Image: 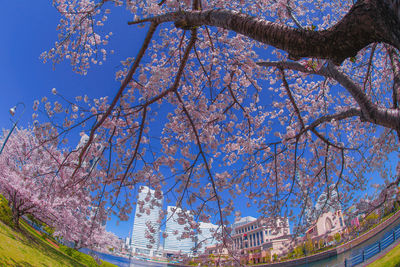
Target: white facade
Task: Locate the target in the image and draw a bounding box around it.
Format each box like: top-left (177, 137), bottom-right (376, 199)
top-left (305, 184), bottom-right (346, 239)
top-left (197, 222), bottom-right (219, 253)
top-left (163, 206), bottom-right (195, 255)
top-left (232, 217), bottom-right (291, 256)
top-left (125, 237), bottom-right (130, 249)
top-left (131, 186), bottom-right (163, 256)
top-left (231, 216), bottom-right (257, 235)
top-left (306, 210), bottom-right (346, 238)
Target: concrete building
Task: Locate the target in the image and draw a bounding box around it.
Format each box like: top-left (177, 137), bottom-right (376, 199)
top-left (125, 237), bottom-right (130, 249)
top-left (163, 206), bottom-right (195, 256)
top-left (197, 222), bottom-right (219, 253)
top-left (231, 217), bottom-right (291, 264)
top-left (305, 210), bottom-right (346, 240)
top-left (131, 186), bottom-right (163, 256)
top-left (231, 216), bottom-right (257, 235)
top-left (305, 185), bottom-right (346, 242)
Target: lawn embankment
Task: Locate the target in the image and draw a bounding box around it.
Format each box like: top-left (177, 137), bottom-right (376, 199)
top-left (0, 219), bottom-right (116, 266)
top-left (368, 241), bottom-right (400, 267)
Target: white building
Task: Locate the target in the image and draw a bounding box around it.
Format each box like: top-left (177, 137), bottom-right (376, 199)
top-left (231, 217), bottom-right (291, 257)
top-left (131, 186), bottom-right (163, 256)
top-left (163, 206), bottom-right (195, 256)
top-left (125, 237), bottom-right (130, 249)
top-left (305, 185), bottom-right (346, 241)
top-left (231, 216), bottom-right (257, 235)
top-left (305, 210), bottom-right (346, 239)
top-left (197, 222), bottom-right (219, 253)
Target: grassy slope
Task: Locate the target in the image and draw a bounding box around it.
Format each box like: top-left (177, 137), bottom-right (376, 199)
top-left (0, 220), bottom-right (116, 267)
top-left (368, 241), bottom-right (400, 267)
top-left (0, 220), bottom-right (85, 266)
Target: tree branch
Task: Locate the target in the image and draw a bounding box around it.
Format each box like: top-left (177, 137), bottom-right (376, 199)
top-left (129, 0), bottom-right (400, 64)
top-left (259, 60), bottom-right (400, 131)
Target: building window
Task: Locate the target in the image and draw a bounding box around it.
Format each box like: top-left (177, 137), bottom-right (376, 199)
top-left (325, 217), bottom-right (333, 232)
top-left (339, 217), bottom-right (343, 227)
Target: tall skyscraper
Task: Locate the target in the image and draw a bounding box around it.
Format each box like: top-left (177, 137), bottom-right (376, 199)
top-left (131, 186), bottom-right (163, 256)
top-left (163, 206), bottom-right (195, 255)
top-left (197, 222), bottom-right (219, 253)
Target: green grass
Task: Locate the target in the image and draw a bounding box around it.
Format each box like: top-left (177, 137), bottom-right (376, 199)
top-left (368, 241), bottom-right (400, 267)
top-left (0, 219), bottom-right (117, 267)
top-left (0, 193), bottom-right (117, 266)
top-left (0, 219), bottom-right (86, 266)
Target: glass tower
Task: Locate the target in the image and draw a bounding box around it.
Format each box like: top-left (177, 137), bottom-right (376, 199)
top-left (131, 186), bottom-right (163, 256)
top-left (163, 206), bottom-right (195, 255)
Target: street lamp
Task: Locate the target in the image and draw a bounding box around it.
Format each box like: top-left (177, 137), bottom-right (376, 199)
top-left (0, 102), bottom-right (26, 154)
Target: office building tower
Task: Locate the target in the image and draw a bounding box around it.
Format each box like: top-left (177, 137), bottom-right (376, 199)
top-left (163, 206), bottom-right (195, 255)
top-left (125, 237), bottom-right (130, 249)
top-left (131, 186), bottom-right (163, 256)
top-left (197, 222), bottom-right (219, 253)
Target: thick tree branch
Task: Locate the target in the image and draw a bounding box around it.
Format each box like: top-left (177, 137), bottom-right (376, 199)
top-left (130, 0), bottom-right (400, 64)
top-left (388, 46), bottom-right (400, 108)
top-left (259, 60), bottom-right (400, 131)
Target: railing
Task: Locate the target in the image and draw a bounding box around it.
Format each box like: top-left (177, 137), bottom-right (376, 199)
top-left (344, 224), bottom-right (400, 266)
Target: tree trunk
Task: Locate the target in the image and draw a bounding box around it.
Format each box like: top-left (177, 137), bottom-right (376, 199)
top-left (136, 0), bottom-right (400, 64)
top-left (11, 205), bottom-right (20, 229)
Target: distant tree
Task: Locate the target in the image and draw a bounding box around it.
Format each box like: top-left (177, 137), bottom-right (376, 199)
top-left (35, 0), bottom-right (400, 259)
top-left (0, 128), bottom-right (109, 248)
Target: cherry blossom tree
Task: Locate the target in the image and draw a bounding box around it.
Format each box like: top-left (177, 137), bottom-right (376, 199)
top-left (0, 127), bottom-right (111, 248)
top-left (36, 0), bottom-right (400, 257)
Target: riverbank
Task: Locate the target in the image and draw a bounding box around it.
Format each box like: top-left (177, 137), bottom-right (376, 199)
top-left (256, 209), bottom-right (400, 267)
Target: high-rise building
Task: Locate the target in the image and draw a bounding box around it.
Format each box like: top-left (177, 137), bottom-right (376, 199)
top-left (131, 186), bottom-right (163, 256)
top-left (197, 222), bottom-right (219, 253)
top-left (125, 237), bottom-right (130, 249)
top-left (163, 206), bottom-right (195, 255)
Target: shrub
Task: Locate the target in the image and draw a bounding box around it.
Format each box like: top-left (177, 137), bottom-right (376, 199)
top-left (304, 239), bottom-right (314, 254)
top-left (319, 239), bottom-right (325, 248)
top-left (294, 245), bottom-right (304, 257)
top-left (334, 233), bottom-right (341, 243)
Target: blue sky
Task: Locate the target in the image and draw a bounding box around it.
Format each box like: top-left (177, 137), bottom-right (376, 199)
top-left (0, 1), bottom-right (150, 238)
top-left (1, 1), bottom-right (393, 240)
top-left (0, 1), bottom-right (264, 239)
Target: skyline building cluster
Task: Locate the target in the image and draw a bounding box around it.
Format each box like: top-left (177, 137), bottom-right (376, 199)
top-left (130, 186), bottom-right (219, 257)
top-left (128, 185), bottom-right (345, 264)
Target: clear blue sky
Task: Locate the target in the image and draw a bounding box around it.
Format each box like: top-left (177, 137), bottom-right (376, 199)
top-left (0, 1), bottom-right (262, 239)
top-left (0, 1), bottom-right (392, 240)
top-left (0, 1), bottom-right (150, 238)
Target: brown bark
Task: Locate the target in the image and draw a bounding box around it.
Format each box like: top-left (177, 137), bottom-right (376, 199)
top-left (258, 60), bottom-right (400, 131)
top-left (11, 205), bottom-right (20, 229)
top-left (388, 46), bottom-right (400, 109)
top-left (131, 0), bottom-right (400, 65)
